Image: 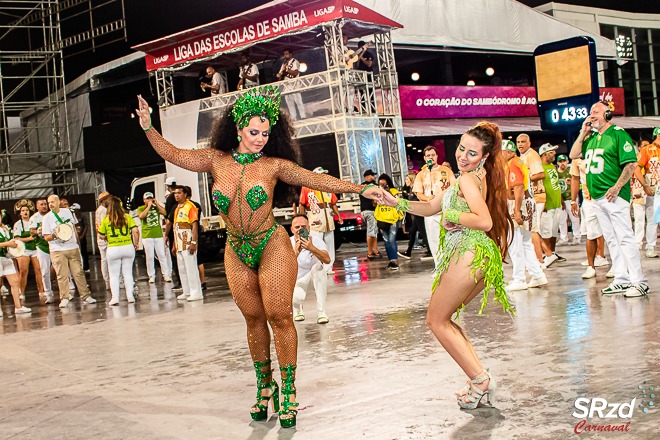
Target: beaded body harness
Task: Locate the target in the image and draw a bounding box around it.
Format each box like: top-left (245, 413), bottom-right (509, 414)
top-left (212, 150), bottom-right (275, 269)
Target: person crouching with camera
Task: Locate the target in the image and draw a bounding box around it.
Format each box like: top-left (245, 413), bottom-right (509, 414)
top-left (290, 214), bottom-right (331, 324)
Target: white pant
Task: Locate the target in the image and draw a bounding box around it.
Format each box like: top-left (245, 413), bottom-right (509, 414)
top-left (509, 227), bottom-right (544, 283)
top-left (177, 250), bottom-right (201, 297)
top-left (642, 195), bottom-right (657, 249)
top-left (312, 230), bottom-right (335, 272)
top-left (142, 237), bottom-right (171, 278)
top-left (581, 199), bottom-right (602, 239)
top-left (97, 239), bottom-right (109, 283)
top-left (284, 93), bottom-right (306, 119)
top-left (107, 245), bottom-right (135, 302)
top-left (559, 200), bottom-right (580, 241)
top-left (592, 197), bottom-right (646, 285)
top-left (293, 263), bottom-right (327, 315)
top-left (36, 248), bottom-right (52, 295)
top-left (425, 214), bottom-right (441, 267)
top-left (633, 202), bottom-right (646, 248)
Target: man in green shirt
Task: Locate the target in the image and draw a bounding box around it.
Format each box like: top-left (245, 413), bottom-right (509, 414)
top-left (538, 143), bottom-right (565, 269)
top-left (569, 101), bottom-right (648, 297)
top-left (556, 154), bottom-right (581, 245)
top-left (137, 192), bottom-right (172, 284)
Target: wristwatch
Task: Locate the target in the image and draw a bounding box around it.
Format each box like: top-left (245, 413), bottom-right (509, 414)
top-left (190, 241), bottom-right (197, 245)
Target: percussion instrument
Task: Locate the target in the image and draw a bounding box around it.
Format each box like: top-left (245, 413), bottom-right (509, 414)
top-left (54, 223), bottom-right (74, 241)
top-left (7, 239), bottom-right (25, 258)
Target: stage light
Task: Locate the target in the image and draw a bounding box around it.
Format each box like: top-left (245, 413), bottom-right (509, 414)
top-left (411, 72), bottom-right (420, 81)
top-left (467, 80), bottom-right (476, 87)
top-left (299, 62), bottom-right (308, 73)
top-left (485, 67), bottom-right (495, 76)
top-left (406, 143), bottom-right (412, 147)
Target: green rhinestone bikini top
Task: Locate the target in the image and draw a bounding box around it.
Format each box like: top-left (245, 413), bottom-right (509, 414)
top-left (212, 149), bottom-right (273, 269)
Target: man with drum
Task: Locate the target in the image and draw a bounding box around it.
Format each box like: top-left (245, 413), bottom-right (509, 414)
top-left (42, 194), bottom-right (97, 308)
top-left (29, 198), bottom-right (54, 304)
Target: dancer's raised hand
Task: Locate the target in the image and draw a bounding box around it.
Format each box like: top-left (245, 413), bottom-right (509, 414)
top-left (135, 95), bottom-right (152, 129)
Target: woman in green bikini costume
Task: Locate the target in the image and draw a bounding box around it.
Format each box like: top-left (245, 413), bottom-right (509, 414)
top-left (382, 121), bottom-right (514, 409)
top-left (136, 88), bottom-right (384, 428)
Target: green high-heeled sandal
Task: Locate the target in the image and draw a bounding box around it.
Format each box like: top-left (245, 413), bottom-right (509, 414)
top-left (456, 369), bottom-right (497, 409)
top-left (251, 359), bottom-right (280, 421)
top-left (279, 364), bottom-right (299, 428)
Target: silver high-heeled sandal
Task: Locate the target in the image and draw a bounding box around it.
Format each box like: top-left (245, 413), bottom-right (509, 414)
top-left (456, 370), bottom-right (497, 409)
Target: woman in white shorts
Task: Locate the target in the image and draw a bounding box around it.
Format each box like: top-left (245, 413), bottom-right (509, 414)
top-left (12, 201), bottom-right (45, 301)
top-left (0, 210), bottom-right (31, 315)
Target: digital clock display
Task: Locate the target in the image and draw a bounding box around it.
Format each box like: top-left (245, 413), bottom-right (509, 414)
top-left (544, 105), bottom-right (589, 126)
top-left (534, 36), bottom-right (599, 132)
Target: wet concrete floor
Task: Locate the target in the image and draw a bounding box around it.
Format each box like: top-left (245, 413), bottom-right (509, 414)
top-left (0, 241), bottom-right (658, 439)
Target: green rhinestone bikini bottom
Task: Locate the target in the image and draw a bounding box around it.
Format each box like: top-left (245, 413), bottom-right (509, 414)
top-left (226, 224), bottom-right (277, 269)
top-left (213, 188), bottom-right (275, 269)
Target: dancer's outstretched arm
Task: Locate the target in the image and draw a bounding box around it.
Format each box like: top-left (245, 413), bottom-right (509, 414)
top-left (276, 159), bottom-right (384, 202)
top-left (135, 95), bottom-right (217, 173)
top-left (380, 190), bottom-right (443, 217)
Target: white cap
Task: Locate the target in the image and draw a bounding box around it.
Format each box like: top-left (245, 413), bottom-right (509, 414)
top-left (539, 143), bottom-right (558, 156)
top-left (165, 177), bottom-right (176, 186)
top-left (312, 166), bottom-right (328, 174)
top-left (143, 192), bottom-right (154, 199)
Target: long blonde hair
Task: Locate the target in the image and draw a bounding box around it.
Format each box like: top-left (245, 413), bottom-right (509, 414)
top-left (405, 173), bottom-right (417, 187)
top-left (107, 196), bottom-right (127, 229)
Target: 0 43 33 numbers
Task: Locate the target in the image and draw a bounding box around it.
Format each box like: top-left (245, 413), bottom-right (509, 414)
top-left (550, 106), bottom-right (589, 123)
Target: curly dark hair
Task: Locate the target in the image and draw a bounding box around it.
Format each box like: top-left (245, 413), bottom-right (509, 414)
top-left (209, 106), bottom-right (302, 208)
top-left (377, 173), bottom-right (395, 190)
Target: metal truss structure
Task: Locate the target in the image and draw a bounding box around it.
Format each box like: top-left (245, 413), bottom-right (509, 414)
top-left (0, 0), bottom-right (126, 198)
top-left (157, 19), bottom-right (406, 187)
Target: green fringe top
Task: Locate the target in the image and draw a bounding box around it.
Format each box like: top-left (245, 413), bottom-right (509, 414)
top-left (432, 179), bottom-right (515, 319)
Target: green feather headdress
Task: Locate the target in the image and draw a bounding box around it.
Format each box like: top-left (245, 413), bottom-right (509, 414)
top-left (231, 85), bottom-right (282, 129)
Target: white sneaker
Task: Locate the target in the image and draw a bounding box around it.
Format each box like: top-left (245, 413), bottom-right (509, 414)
top-left (624, 283), bottom-right (650, 298)
top-left (45, 294), bottom-right (54, 304)
top-left (581, 266), bottom-right (596, 279)
top-left (527, 275), bottom-right (548, 288)
top-left (594, 256), bottom-right (609, 267)
top-left (127, 296), bottom-right (136, 304)
top-left (177, 293), bottom-right (189, 300)
top-left (163, 275), bottom-right (172, 282)
top-left (506, 281), bottom-right (529, 291)
top-left (0, 285), bottom-right (7, 294)
top-left (59, 298), bottom-right (70, 308)
top-left (572, 237), bottom-right (582, 245)
top-left (556, 239), bottom-right (569, 246)
top-left (148, 277), bottom-right (155, 284)
top-left (645, 248), bottom-right (658, 258)
top-left (84, 296), bottom-right (97, 304)
top-left (187, 293), bottom-right (203, 302)
top-left (580, 260), bottom-right (589, 266)
top-left (605, 270), bottom-right (615, 278)
top-left (109, 298), bottom-right (119, 306)
top-left (542, 254), bottom-right (558, 269)
top-left (15, 306), bottom-right (31, 314)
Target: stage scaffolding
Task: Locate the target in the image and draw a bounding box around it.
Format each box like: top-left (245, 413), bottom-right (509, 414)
top-left (0, 0), bottom-right (126, 199)
top-left (155, 20), bottom-right (406, 187)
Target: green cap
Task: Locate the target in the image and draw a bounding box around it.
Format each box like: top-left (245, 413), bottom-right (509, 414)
top-left (501, 139), bottom-right (517, 152)
top-left (557, 154), bottom-right (568, 162)
top-left (654, 127), bottom-right (660, 137)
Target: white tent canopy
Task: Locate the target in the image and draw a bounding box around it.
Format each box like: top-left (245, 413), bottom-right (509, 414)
top-left (357, 0), bottom-right (617, 58)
